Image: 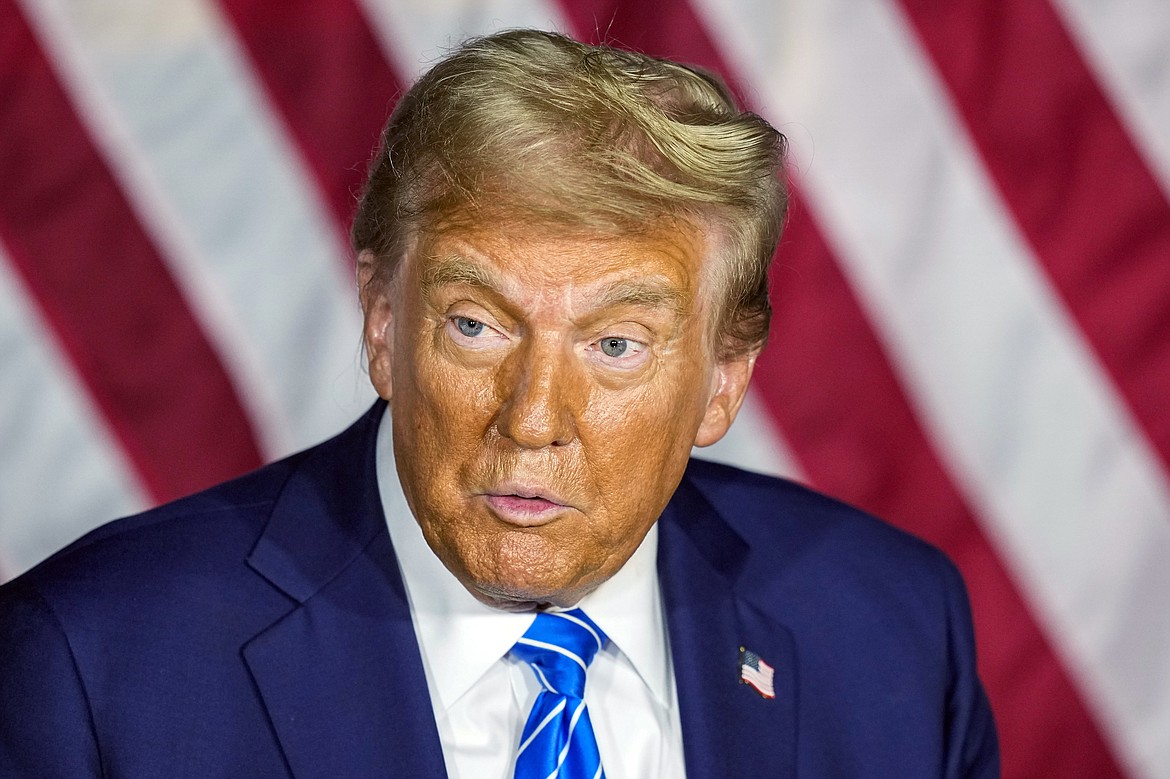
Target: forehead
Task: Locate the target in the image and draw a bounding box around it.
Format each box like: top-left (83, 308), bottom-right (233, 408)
top-left (409, 219), bottom-right (713, 306)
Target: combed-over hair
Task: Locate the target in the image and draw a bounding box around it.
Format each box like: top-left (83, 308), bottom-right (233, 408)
top-left (351, 29), bottom-right (788, 358)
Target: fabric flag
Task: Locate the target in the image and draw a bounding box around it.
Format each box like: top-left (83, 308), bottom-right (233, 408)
top-left (2, 1), bottom-right (1168, 777)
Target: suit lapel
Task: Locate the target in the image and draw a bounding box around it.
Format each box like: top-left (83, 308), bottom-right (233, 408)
top-left (243, 403), bottom-right (447, 778)
top-left (659, 472), bottom-right (798, 779)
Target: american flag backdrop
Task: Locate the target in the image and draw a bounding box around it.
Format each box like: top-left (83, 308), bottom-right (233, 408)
top-left (1, 0), bottom-right (1168, 776)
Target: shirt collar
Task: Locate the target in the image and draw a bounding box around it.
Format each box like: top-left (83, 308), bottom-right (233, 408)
top-left (376, 413), bottom-right (671, 713)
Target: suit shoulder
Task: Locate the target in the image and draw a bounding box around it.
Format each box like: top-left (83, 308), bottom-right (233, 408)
top-left (680, 458), bottom-right (972, 673)
top-left (682, 457), bottom-right (955, 589)
top-left (2, 451), bottom-right (305, 603)
top-left (2, 404), bottom-right (384, 617)
top-left (686, 458), bottom-right (936, 551)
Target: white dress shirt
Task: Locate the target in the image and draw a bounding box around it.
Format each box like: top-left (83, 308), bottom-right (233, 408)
top-left (376, 416), bottom-right (687, 779)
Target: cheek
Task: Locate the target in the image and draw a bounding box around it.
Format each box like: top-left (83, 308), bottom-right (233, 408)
top-left (591, 359), bottom-right (711, 447)
top-left (579, 382), bottom-right (705, 513)
top-left (396, 330), bottom-right (499, 440)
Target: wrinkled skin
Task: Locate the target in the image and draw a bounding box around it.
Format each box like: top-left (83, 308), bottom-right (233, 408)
top-left (360, 220), bottom-right (757, 610)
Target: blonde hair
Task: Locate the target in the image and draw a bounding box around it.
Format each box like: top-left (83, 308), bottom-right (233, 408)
top-left (352, 29), bottom-right (788, 358)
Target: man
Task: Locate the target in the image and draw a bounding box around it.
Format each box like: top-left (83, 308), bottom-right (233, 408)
top-left (0, 29), bottom-right (997, 777)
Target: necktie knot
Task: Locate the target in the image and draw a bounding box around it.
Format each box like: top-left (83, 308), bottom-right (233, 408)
top-left (511, 609), bottom-right (608, 699)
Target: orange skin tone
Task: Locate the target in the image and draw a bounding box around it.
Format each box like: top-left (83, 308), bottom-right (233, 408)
top-left (360, 220), bottom-right (757, 611)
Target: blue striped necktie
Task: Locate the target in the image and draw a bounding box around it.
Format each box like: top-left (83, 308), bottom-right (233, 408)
top-left (511, 609), bottom-right (609, 779)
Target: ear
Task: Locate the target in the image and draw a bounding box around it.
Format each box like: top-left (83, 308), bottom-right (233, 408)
top-left (693, 350), bottom-right (759, 447)
top-left (358, 250), bottom-right (394, 401)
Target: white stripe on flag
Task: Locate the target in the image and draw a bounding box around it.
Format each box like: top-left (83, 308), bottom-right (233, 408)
top-left (691, 0), bottom-right (1170, 775)
top-left (356, 0), bottom-right (571, 83)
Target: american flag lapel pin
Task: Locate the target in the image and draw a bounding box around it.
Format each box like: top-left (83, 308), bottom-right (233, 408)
top-left (739, 645), bottom-right (776, 699)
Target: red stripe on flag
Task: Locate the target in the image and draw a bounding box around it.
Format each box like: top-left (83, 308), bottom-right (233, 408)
top-left (555, 1), bottom-right (1127, 776)
top-left (896, 0), bottom-right (1170, 478)
top-left (216, 0), bottom-right (404, 235)
top-left (0, 1), bottom-right (263, 503)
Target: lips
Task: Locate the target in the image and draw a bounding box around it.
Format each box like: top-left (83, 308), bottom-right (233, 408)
top-left (482, 483), bottom-right (573, 526)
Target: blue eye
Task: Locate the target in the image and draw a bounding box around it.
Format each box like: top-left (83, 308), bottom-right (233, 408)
top-left (600, 337), bottom-right (628, 357)
top-left (455, 317), bottom-right (484, 337)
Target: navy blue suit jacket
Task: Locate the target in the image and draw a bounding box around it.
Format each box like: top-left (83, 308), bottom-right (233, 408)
top-left (0, 402), bottom-right (997, 776)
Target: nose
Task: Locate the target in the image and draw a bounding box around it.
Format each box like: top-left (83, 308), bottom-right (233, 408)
top-left (494, 336), bottom-right (580, 449)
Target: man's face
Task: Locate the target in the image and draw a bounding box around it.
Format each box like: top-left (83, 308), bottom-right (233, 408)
top-left (361, 218), bottom-right (756, 610)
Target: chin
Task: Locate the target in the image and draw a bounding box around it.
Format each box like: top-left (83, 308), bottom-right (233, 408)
top-left (465, 569), bottom-right (594, 612)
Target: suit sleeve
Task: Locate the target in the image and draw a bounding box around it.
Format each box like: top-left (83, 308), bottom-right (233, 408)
top-left (936, 553), bottom-right (1000, 779)
top-left (0, 583), bottom-right (102, 777)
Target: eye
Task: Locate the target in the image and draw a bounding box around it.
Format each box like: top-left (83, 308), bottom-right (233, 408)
top-left (445, 314), bottom-right (507, 349)
top-left (591, 334), bottom-right (649, 367)
top-left (454, 316), bottom-right (485, 337)
top-left (600, 337), bottom-right (629, 357)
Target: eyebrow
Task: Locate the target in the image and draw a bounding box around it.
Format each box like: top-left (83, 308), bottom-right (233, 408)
top-left (594, 279), bottom-right (690, 317)
top-left (419, 253), bottom-right (691, 316)
top-left (419, 255), bottom-right (498, 296)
